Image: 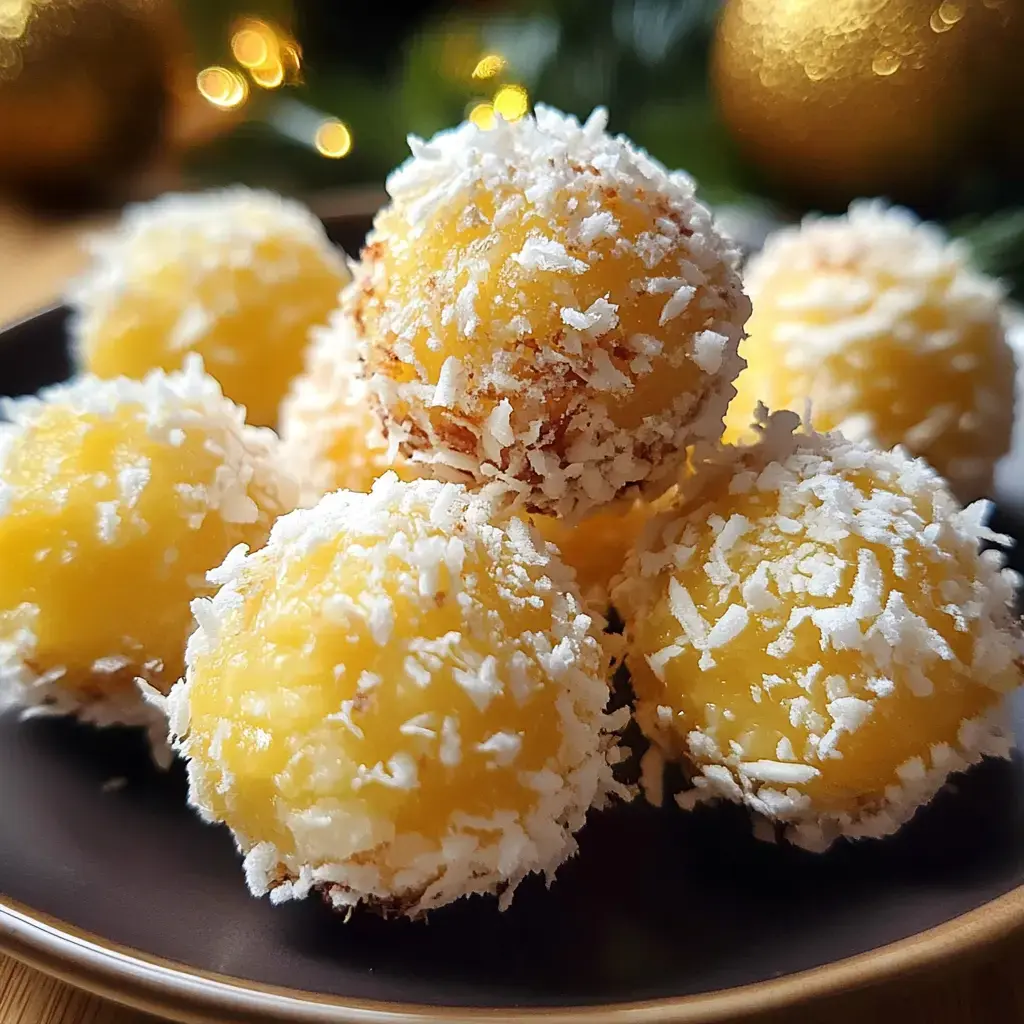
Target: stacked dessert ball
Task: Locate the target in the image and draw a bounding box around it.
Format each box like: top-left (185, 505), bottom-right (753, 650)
top-left (281, 105), bottom-right (750, 604)
top-left (340, 106), bottom-right (749, 519)
top-left (1, 106), bottom-right (1020, 918)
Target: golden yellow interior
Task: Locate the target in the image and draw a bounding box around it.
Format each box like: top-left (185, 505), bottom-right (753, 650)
top-left (0, 402), bottom-right (281, 694)
top-left (80, 230), bottom-right (346, 428)
top-left (186, 522), bottom-right (589, 856)
top-left (364, 179), bottom-right (731, 432)
top-left (630, 470), bottom-right (1008, 813)
top-left (726, 262), bottom-right (1014, 485)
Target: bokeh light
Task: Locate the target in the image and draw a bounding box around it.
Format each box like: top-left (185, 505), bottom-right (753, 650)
top-left (469, 102), bottom-right (496, 130)
top-left (472, 54), bottom-right (506, 79)
top-left (250, 59), bottom-right (285, 89)
top-left (197, 66), bottom-right (248, 110)
top-left (230, 17), bottom-right (292, 90)
top-left (314, 119), bottom-right (352, 158)
top-left (0, 0), bottom-right (31, 41)
top-left (493, 84), bottom-right (529, 122)
top-left (231, 25), bottom-right (271, 68)
top-left (281, 41), bottom-right (303, 83)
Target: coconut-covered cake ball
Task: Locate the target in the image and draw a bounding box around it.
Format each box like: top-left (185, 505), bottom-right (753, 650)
top-left (347, 105), bottom-right (750, 519)
top-left (70, 187), bottom-right (349, 428)
top-left (280, 310), bottom-right (416, 507)
top-left (0, 359), bottom-right (293, 734)
top-left (726, 201), bottom-right (1016, 502)
top-left (167, 474), bottom-right (627, 915)
top-left (617, 409), bottom-right (1023, 850)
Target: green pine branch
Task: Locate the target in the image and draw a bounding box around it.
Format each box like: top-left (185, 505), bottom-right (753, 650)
top-left (951, 209), bottom-right (1024, 300)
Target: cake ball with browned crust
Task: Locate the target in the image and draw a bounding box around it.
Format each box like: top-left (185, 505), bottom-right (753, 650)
top-left (346, 105), bottom-right (750, 519)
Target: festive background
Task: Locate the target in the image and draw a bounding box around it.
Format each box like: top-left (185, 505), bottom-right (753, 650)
top-left (2, 0), bottom-right (1024, 506)
top-left (1, 0), bottom-right (1022, 295)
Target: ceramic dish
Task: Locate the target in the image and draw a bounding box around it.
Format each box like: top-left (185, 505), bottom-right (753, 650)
top-left (2, 214), bottom-right (1024, 1024)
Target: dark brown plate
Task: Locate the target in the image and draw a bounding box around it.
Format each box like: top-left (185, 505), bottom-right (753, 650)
top-left (2, 215), bottom-right (1024, 1024)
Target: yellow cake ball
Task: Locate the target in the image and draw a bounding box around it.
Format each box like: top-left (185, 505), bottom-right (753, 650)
top-left (0, 359), bottom-right (294, 737)
top-left (348, 106), bottom-right (750, 519)
top-left (70, 187), bottom-right (349, 428)
top-left (617, 409), bottom-right (1023, 850)
top-left (166, 474), bottom-right (628, 915)
top-left (279, 309), bottom-right (416, 507)
top-left (726, 201), bottom-right (1016, 502)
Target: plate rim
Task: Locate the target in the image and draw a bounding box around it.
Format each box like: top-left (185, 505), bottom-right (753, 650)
top-left (3, 880), bottom-right (1024, 1023)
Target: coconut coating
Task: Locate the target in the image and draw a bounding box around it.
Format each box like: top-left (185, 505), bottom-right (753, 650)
top-left (167, 475), bottom-right (627, 916)
top-left (0, 360), bottom-right (293, 733)
top-left (348, 105), bottom-right (749, 519)
top-left (279, 310), bottom-right (417, 507)
top-left (617, 410), bottom-right (1023, 850)
top-left (726, 201), bottom-right (1016, 502)
top-left (70, 187), bottom-right (349, 428)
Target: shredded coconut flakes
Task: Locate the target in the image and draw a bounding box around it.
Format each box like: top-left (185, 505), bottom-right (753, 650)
top-left (618, 410), bottom-right (1024, 850)
top-left (166, 474), bottom-right (630, 917)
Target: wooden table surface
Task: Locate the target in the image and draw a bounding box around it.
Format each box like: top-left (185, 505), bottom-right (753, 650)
top-left (3, 931), bottom-right (1024, 1024)
top-left (3, 203), bottom-right (1024, 1024)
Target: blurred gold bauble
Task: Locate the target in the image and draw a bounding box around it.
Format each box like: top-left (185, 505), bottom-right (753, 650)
top-left (0, 0), bottom-right (177, 205)
top-left (712, 0), bottom-right (1022, 207)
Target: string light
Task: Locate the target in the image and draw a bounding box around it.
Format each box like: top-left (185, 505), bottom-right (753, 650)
top-left (281, 41), bottom-right (303, 83)
top-left (468, 102), bottom-right (496, 130)
top-left (250, 59), bottom-right (285, 89)
top-left (0, 0), bottom-right (32, 41)
top-left (230, 17), bottom-right (290, 90)
top-left (230, 23), bottom-right (272, 68)
top-left (196, 66), bottom-right (248, 110)
top-left (493, 84), bottom-right (529, 122)
top-left (315, 119), bottom-right (352, 158)
top-left (472, 54), bottom-right (506, 79)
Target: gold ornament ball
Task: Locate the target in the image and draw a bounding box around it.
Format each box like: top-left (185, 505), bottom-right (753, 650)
top-left (0, 0), bottom-right (175, 204)
top-left (712, 0), bottom-right (1020, 206)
